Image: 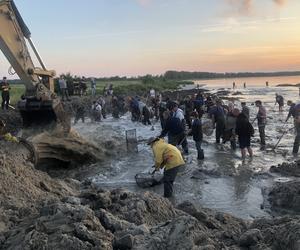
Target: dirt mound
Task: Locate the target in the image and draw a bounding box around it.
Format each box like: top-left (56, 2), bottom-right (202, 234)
top-left (2, 187), bottom-right (300, 250)
top-left (0, 109), bottom-right (22, 135)
top-left (268, 180), bottom-right (300, 215)
top-left (270, 160), bottom-right (300, 177)
top-left (29, 128), bottom-right (104, 167)
top-left (1, 140), bottom-right (300, 249)
top-left (251, 216), bottom-right (300, 250)
top-left (0, 201), bottom-right (113, 250)
top-left (0, 141), bottom-right (77, 233)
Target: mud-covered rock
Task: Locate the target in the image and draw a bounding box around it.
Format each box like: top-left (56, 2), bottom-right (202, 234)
top-left (177, 201), bottom-right (248, 248)
top-left (239, 228), bottom-right (263, 247)
top-left (29, 128), bottom-right (104, 167)
top-left (268, 180), bottom-right (300, 214)
top-left (270, 160), bottom-right (300, 177)
top-left (251, 216), bottom-right (300, 250)
top-left (0, 110), bottom-right (22, 135)
top-left (1, 138), bottom-right (300, 250)
top-left (83, 189), bottom-right (179, 227)
top-left (1, 201), bottom-right (114, 250)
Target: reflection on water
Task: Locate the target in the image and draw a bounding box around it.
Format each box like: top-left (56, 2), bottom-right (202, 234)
top-left (194, 75), bottom-right (300, 88)
top-left (72, 82), bottom-right (300, 220)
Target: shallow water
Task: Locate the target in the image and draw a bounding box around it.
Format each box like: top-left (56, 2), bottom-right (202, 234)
top-left (73, 83), bottom-right (300, 220)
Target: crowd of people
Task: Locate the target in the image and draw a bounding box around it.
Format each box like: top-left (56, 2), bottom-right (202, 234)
top-left (145, 91), bottom-right (300, 197)
top-left (2, 75), bottom-right (300, 198)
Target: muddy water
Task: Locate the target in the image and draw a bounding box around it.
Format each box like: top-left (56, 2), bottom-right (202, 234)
top-left (73, 84), bottom-right (300, 220)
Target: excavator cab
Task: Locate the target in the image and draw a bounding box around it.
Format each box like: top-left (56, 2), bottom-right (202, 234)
top-left (0, 0), bottom-right (70, 132)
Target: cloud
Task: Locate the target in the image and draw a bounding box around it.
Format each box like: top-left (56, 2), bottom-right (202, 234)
top-left (273, 0), bottom-right (288, 6)
top-left (136, 0), bottom-right (151, 7)
top-left (197, 16), bottom-right (297, 33)
top-left (225, 0), bottom-right (288, 15)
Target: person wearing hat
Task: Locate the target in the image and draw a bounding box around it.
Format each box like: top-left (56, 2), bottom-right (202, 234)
top-left (147, 137), bottom-right (185, 198)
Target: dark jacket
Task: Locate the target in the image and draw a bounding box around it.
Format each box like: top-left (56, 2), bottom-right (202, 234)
top-left (160, 116), bottom-right (184, 137)
top-left (236, 114), bottom-right (254, 138)
top-left (209, 105), bottom-right (225, 122)
top-left (241, 106), bottom-right (250, 120)
top-left (190, 118), bottom-right (203, 141)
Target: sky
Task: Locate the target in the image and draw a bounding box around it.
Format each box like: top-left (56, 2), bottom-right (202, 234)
top-left (0, 0), bottom-right (300, 78)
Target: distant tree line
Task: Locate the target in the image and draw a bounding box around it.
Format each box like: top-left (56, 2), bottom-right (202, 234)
top-left (163, 70), bottom-right (300, 80)
top-left (7, 70), bottom-right (300, 84)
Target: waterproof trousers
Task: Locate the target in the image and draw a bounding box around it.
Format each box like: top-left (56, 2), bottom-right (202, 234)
top-left (164, 166), bottom-right (180, 198)
top-left (215, 119), bottom-right (225, 143)
top-left (168, 132), bottom-right (188, 154)
top-left (293, 123), bottom-right (300, 154)
top-left (1, 91), bottom-right (9, 110)
top-left (258, 125), bottom-right (266, 146)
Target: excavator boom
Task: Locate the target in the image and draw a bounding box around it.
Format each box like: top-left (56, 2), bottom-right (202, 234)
top-left (0, 0), bottom-right (70, 132)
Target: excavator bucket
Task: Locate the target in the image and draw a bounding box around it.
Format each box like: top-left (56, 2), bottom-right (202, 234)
top-left (18, 99), bottom-right (57, 128)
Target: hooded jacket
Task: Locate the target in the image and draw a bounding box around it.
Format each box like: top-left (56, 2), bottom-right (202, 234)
top-left (151, 139), bottom-right (185, 170)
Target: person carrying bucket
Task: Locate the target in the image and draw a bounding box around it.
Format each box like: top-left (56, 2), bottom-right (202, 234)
top-left (147, 137), bottom-right (185, 198)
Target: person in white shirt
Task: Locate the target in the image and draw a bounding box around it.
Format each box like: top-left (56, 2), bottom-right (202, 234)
top-left (58, 76), bottom-right (70, 101)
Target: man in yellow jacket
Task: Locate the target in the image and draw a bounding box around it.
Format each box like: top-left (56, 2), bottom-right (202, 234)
top-left (147, 137), bottom-right (185, 198)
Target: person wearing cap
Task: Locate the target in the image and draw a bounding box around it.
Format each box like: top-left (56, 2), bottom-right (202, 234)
top-left (1, 77), bottom-right (10, 110)
top-left (148, 137), bottom-right (185, 198)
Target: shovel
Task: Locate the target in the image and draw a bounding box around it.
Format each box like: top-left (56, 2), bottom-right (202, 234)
top-left (272, 126), bottom-right (294, 151)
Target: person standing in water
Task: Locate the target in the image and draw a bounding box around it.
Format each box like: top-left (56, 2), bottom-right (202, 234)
top-left (236, 113), bottom-right (254, 160)
top-left (275, 93), bottom-right (284, 112)
top-left (255, 100), bottom-right (267, 149)
top-left (241, 102), bottom-right (250, 121)
top-left (147, 137), bottom-right (185, 198)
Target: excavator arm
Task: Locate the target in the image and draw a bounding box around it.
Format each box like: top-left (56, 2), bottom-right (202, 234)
top-left (0, 0), bottom-right (70, 132)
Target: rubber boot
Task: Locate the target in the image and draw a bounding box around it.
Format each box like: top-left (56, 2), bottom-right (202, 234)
top-left (197, 149), bottom-right (204, 160)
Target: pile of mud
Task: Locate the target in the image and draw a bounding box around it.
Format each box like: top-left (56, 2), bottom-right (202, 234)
top-left (267, 161), bottom-right (300, 215)
top-left (1, 186), bottom-right (300, 250)
top-left (28, 128), bottom-right (104, 167)
top-left (0, 109), bottom-right (22, 135)
top-left (270, 160), bottom-right (300, 177)
top-left (0, 141), bottom-right (77, 233)
top-left (0, 140), bottom-right (300, 249)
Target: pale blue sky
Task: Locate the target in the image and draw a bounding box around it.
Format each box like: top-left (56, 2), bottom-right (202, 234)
top-left (1, 0), bottom-right (300, 78)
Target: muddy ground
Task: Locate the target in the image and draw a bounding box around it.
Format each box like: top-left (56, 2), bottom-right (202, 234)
top-left (0, 141), bottom-right (299, 250)
top-left (0, 89), bottom-right (300, 249)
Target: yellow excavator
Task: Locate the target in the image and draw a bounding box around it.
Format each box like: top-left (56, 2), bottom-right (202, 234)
top-left (0, 0), bottom-right (70, 132)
